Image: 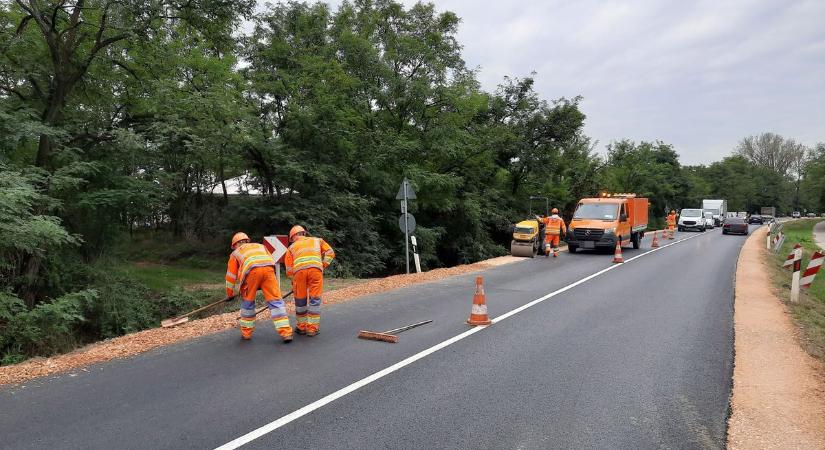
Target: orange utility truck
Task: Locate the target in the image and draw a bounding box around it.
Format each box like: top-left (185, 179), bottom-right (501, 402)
top-left (565, 193), bottom-right (649, 253)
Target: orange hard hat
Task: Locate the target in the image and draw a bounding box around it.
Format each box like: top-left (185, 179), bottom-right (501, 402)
top-left (551, 208), bottom-right (559, 214)
top-left (231, 232), bottom-right (250, 248)
top-left (289, 225), bottom-right (306, 242)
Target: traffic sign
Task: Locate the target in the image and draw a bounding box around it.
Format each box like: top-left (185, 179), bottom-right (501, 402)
top-left (395, 178), bottom-right (417, 200)
top-left (263, 235), bottom-right (289, 263)
top-left (399, 213), bottom-right (416, 234)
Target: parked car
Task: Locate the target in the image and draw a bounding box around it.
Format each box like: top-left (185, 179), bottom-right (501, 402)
top-left (723, 218), bottom-right (749, 235)
top-left (678, 208), bottom-right (707, 232)
top-left (703, 212), bottom-right (714, 229)
top-left (762, 215), bottom-right (775, 222)
top-left (748, 214), bottom-right (763, 224)
top-left (806, 213), bottom-right (816, 218)
top-left (821, 213), bottom-right (825, 218)
top-left (792, 211), bottom-right (802, 218)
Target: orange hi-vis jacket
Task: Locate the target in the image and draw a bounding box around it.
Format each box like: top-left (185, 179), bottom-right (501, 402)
top-left (225, 243), bottom-right (276, 297)
top-left (541, 215), bottom-right (567, 236)
top-left (285, 236), bottom-right (335, 278)
top-left (667, 213), bottom-right (677, 226)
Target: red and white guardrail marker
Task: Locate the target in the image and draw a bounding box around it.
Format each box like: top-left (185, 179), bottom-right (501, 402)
top-left (801, 251), bottom-right (824, 289)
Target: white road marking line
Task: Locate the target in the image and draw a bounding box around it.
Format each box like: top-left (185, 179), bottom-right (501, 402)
top-left (215, 232), bottom-right (707, 450)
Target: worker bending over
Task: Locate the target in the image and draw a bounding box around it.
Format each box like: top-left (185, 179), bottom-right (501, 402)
top-left (225, 232), bottom-right (293, 342)
top-left (284, 225), bottom-right (335, 336)
top-left (667, 210), bottom-right (677, 239)
top-left (541, 208), bottom-right (567, 258)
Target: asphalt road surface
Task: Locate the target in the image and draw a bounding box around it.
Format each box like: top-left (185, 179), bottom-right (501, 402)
top-left (0, 226), bottom-right (753, 450)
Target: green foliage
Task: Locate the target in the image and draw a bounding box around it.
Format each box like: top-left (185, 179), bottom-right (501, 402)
top-left (0, 290), bottom-right (91, 364)
top-left (0, 0), bottom-right (822, 365)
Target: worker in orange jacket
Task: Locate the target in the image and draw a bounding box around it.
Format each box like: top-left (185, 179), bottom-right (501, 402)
top-left (225, 232), bottom-right (293, 342)
top-left (284, 225), bottom-right (335, 336)
top-left (540, 208), bottom-right (567, 258)
top-left (666, 210), bottom-right (678, 239)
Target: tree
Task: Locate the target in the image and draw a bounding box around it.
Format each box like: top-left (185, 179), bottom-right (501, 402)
top-left (735, 132), bottom-right (805, 177)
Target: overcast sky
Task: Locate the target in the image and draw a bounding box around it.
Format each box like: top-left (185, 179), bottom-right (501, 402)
top-left (258, 0), bottom-right (825, 165)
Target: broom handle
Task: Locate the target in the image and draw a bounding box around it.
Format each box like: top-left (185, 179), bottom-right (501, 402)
top-left (173, 295), bottom-right (234, 321)
top-left (383, 320), bottom-right (432, 335)
top-left (243, 291), bottom-right (294, 318)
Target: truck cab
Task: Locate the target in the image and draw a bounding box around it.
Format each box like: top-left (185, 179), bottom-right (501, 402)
top-left (566, 193), bottom-right (649, 253)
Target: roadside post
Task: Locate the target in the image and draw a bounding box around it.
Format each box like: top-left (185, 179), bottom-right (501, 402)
top-left (410, 235), bottom-right (422, 273)
top-left (801, 251), bottom-right (824, 289)
top-left (790, 245), bottom-right (802, 303)
top-left (396, 178), bottom-right (417, 275)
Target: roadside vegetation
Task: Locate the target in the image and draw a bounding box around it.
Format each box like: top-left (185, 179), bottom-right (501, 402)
top-left (767, 219), bottom-right (825, 361)
top-left (2, 0), bottom-right (824, 364)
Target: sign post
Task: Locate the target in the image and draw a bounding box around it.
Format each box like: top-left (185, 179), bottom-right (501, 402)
top-left (410, 235), bottom-right (422, 273)
top-left (396, 178), bottom-right (417, 274)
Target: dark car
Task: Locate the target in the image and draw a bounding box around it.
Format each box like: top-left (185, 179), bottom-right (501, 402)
top-left (748, 214), bottom-right (763, 224)
top-left (723, 218), bottom-right (749, 235)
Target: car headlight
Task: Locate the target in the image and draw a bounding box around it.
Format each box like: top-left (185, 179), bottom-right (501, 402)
top-left (605, 227), bottom-right (616, 234)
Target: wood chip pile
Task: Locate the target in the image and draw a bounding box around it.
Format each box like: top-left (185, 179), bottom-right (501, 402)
top-left (0, 255), bottom-right (520, 386)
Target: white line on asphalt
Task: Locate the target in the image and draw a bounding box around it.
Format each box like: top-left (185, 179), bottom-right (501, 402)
top-left (215, 231), bottom-right (707, 450)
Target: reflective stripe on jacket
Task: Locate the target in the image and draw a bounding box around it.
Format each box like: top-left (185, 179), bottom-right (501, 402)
top-left (225, 243), bottom-right (276, 297)
top-left (285, 236), bottom-right (335, 277)
top-left (541, 215), bottom-right (567, 236)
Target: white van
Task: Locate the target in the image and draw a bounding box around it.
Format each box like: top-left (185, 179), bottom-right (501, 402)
top-left (678, 209), bottom-right (707, 232)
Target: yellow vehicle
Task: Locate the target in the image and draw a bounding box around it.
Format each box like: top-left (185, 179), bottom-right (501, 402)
top-left (511, 196), bottom-right (548, 258)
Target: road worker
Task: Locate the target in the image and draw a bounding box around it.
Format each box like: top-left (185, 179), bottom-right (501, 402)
top-left (540, 208), bottom-right (567, 258)
top-left (225, 232), bottom-right (293, 343)
top-left (666, 210), bottom-right (678, 239)
top-left (284, 225), bottom-right (335, 336)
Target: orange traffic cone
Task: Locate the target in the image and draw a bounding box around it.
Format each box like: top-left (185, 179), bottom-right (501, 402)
top-left (651, 231), bottom-right (660, 248)
top-left (613, 240), bottom-right (624, 263)
top-left (467, 276), bottom-right (492, 326)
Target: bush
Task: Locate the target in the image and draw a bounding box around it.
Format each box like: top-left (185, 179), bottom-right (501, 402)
top-left (0, 290), bottom-right (92, 364)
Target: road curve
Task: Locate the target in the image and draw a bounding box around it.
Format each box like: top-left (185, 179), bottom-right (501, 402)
top-left (0, 227), bottom-right (750, 449)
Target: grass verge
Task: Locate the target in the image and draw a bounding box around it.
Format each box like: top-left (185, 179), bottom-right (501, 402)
top-left (767, 219), bottom-right (825, 361)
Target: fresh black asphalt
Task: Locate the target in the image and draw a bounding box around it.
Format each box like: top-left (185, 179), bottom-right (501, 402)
top-left (0, 227), bottom-right (751, 449)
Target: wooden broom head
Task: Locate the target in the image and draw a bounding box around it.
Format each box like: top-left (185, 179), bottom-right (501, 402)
top-left (357, 330), bottom-right (399, 343)
top-left (161, 316), bottom-right (190, 328)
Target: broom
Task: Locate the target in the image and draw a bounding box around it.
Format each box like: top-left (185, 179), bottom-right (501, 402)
top-left (357, 320), bottom-right (432, 343)
top-left (161, 295), bottom-right (235, 328)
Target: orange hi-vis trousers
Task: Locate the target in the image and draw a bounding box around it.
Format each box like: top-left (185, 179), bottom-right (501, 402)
top-left (545, 234), bottom-right (561, 255)
top-left (293, 268), bottom-right (324, 333)
top-left (238, 266), bottom-right (292, 339)
top-left (668, 225), bottom-right (675, 239)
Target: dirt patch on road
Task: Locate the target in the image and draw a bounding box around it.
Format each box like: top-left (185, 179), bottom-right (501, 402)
top-left (0, 255), bottom-right (522, 386)
top-left (727, 227), bottom-right (825, 449)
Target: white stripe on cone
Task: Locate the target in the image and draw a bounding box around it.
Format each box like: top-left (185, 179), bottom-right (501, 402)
top-left (471, 304), bottom-right (487, 315)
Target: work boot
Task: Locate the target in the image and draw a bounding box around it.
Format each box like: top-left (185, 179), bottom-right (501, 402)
top-left (282, 335), bottom-right (293, 343)
top-left (553, 252), bottom-right (558, 258)
top-left (240, 328), bottom-right (253, 340)
top-left (306, 330), bottom-right (319, 337)
top-left (295, 328), bottom-right (307, 335)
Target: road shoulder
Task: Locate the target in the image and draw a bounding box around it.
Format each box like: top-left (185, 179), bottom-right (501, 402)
top-left (727, 226), bottom-right (825, 449)
top-left (814, 220), bottom-right (825, 250)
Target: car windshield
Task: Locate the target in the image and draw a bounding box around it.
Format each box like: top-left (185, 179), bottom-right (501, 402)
top-left (573, 203), bottom-right (618, 220)
top-left (681, 209), bottom-right (702, 217)
top-left (514, 227), bottom-right (533, 234)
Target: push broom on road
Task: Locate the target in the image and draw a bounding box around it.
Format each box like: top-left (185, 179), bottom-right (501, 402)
top-left (358, 320), bottom-right (432, 343)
